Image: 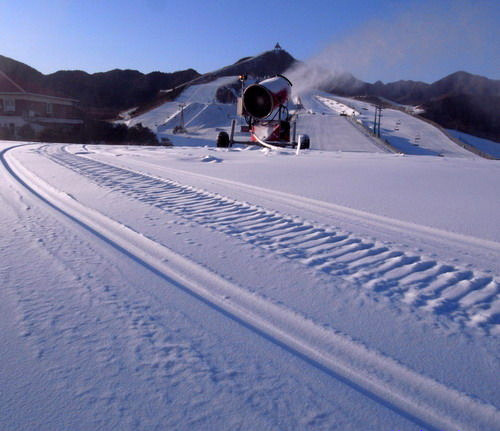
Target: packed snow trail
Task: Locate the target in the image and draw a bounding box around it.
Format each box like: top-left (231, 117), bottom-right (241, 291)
top-left (2, 142), bottom-right (499, 430)
top-left (296, 114), bottom-right (388, 152)
top-left (327, 94), bottom-right (477, 158)
top-left (1, 143), bottom-right (429, 430)
top-left (43, 145), bottom-right (500, 333)
top-left (126, 78), bottom-right (475, 156)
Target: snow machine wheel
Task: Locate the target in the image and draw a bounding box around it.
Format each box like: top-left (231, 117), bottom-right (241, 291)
top-left (298, 134), bottom-right (310, 149)
top-left (216, 131), bottom-right (230, 147)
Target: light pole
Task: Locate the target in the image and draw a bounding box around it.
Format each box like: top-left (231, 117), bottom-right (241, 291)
top-left (373, 104), bottom-right (382, 137)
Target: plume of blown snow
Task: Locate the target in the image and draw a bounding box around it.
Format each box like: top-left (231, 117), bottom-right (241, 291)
top-left (286, 61), bottom-right (362, 98)
top-left (285, 0), bottom-right (497, 97)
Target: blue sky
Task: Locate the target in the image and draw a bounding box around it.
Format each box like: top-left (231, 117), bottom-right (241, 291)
top-left (0, 0), bottom-right (498, 83)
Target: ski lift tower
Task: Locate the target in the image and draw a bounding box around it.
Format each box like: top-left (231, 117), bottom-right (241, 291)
top-left (173, 103), bottom-right (187, 134)
top-left (373, 104), bottom-right (383, 137)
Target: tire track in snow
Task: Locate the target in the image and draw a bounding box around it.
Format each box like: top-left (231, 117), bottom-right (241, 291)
top-left (4, 143), bottom-right (500, 431)
top-left (47, 145), bottom-right (500, 333)
top-left (1, 146), bottom-right (346, 430)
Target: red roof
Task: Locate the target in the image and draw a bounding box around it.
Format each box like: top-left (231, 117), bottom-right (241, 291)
top-left (0, 70), bottom-right (26, 92)
top-left (0, 70), bottom-right (77, 101)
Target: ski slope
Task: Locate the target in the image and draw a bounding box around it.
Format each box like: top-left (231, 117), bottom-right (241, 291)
top-left (1, 140), bottom-right (499, 430)
top-left (448, 129), bottom-right (500, 159)
top-left (330, 95), bottom-right (476, 157)
top-left (126, 77), bottom-right (239, 142)
top-left (297, 91), bottom-right (390, 152)
top-left (296, 114), bottom-right (386, 152)
top-left (124, 77), bottom-right (478, 157)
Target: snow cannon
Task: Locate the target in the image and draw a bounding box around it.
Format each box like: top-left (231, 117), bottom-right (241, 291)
top-left (217, 74), bottom-right (309, 149)
top-left (242, 75), bottom-right (292, 120)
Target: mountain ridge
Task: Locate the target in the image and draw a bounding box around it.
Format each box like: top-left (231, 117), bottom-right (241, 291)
top-left (322, 69), bottom-right (500, 142)
top-left (0, 54), bottom-right (200, 118)
top-left (1, 51), bottom-right (499, 141)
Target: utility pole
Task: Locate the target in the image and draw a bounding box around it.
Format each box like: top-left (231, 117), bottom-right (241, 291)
top-left (239, 74), bottom-right (247, 97)
top-left (179, 103), bottom-right (185, 130)
top-left (174, 103), bottom-right (187, 134)
top-left (373, 104), bottom-right (382, 137)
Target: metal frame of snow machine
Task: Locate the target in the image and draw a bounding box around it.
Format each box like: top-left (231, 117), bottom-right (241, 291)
top-left (216, 74), bottom-right (309, 150)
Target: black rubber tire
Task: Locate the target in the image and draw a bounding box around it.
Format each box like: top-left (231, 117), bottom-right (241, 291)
top-left (216, 131), bottom-right (230, 147)
top-left (298, 134), bottom-right (310, 149)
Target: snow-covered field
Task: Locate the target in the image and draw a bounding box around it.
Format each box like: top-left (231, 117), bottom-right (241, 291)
top-left (327, 95), bottom-right (477, 158)
top-left (447, 129), bottom-right (500, 159)
top-left (1, 138), bottom-right (499, 430)
top-left (126, 78), bottom-right (490, 160)
top-left (1, 77), bottom-right (500, 430)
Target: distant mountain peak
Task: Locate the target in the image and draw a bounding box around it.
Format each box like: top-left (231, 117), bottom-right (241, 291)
top-left (210, 49), bottom-right (297, 79)
top-left (2, 50), bottom-right (498, 142)
top-left (431, 70), bottom-right (500, 97)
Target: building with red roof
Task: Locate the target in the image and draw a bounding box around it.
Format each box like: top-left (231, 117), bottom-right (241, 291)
top-left (0, 70), bottom-right (82, 138)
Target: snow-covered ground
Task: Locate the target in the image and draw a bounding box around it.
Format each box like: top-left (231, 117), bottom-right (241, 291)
top-left (126, 77), bottom-right (240, 144)
top-left (448, 129), bottom-right (500, 159)
top-left (329, 95), bottom-right (476, 158)
top-left (126, 79), bottom-right (481, 160)
top-left (2, 75), bottom-right (499, 430)
top-left (1, 139), bottom-right (499, 430)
